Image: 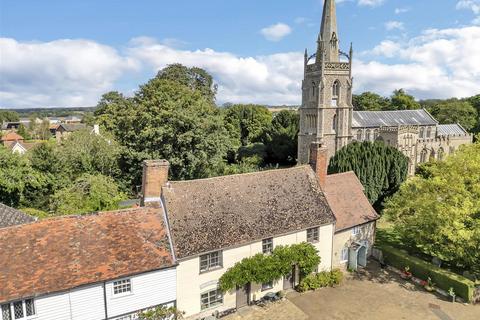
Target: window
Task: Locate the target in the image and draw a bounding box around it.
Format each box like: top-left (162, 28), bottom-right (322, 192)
top-left (426, 127), bottom-right (432, 138)
top-left (365, 130), bottom-right (371, 141)
top-left (341, 247), bottom-right (349, 262)
top-left (262, 238), bottom-right (273, 254)
top-left (311, 82), bottom-right (316, 98)
top-left (200, 251), bottom-right (223, 273)
top-left (261, 281), bottom-right (273, 291)
top-left (307, 227), bottom-right (319, 243)
top-left (201, 289), bottom-right (223, 310)
top-left (113, 279), bottom-right (132, 295)
top-left (373, 130), bottom-right (379, 140)
top-left (332, 115), bottom-right (337, 132)
top-left (352, 226), bottom-right (361, 236)
top-left (332, 80), bottom-right (340, 98)
top-left (419, 127), bottom-right (425, 138)
top-left (356, 130), bottom-right (362, 141)
top-left (1, 299), bottom-right (35, 320)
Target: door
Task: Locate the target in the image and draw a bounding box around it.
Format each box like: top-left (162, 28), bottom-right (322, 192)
top-left (236, 283), bottom-right (250, 309)
top-left (283, 266), bottom-right (296, 290)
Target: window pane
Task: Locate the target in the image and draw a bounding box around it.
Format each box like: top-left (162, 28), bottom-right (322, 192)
top-left (25, 299), bottom-right (35, 316)
top-left (113, 279), bottom-right (131, 295)
top-left (13, 301), bottom-right (23, 319)
top-left (1, 304), bottom-right (12, 320)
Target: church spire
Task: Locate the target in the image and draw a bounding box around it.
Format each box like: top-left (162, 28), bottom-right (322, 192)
top-left (318, 0), bottom-right (339, 62)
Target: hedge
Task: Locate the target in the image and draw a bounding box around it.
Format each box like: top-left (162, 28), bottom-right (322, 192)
top-left (379, 245), bottom-right (475, 302)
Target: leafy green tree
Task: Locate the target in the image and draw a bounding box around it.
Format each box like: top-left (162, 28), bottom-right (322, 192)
top-left (384, 142), bottom-right (480, 274)
top-left (0, 110), bottom-right (19, 123)
top-left (49, 174), bottom-right (126, 215)
top-left (264, 110), bottom-right (299, 164)
top-left (96, 69), bottom-right (233, 186)
top-left (223, 104), bottom-right (272, 147)
top-left (427, 100), bottom-right (478, 131)
top-left (156, 63), bottom-right (217, 101)
top-left (0, 146), bottom-right (49, 207)
top-left (328, 141), bottom-right (409, 209)
top-left (16, 124), bottom-right (31, 140)
top-left (389, 89), bottom-right (420, 110)
top-left (137, 306), bottom-right (184, 320)
top-left (353, 92), bottom-right (390, 111)
top-left (466, 94), bottom-right (480, 133)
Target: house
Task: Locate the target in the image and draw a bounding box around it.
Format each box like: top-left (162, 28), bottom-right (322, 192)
top-left (1, 131), bottom-right (24, 145)
top-left (137, 141), bottom-right (377, 318)
top-left (63, 115), bottom-right (82, 124)
top-left (0, 203), bottom-right (35, 228)
top-left (55, 123), bottom-right (87, 142)
top-left (324, 172), bottom-right (379, 270)
top-left (1, 132), bottom-right (39, 155)
top-left (0, 207), bottom-right (177, 320)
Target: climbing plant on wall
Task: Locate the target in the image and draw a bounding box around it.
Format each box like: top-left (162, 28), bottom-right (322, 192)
top-left (219, 242), bottom-right (320, 292)
top-left (328, 141), bottom-right (408, 210)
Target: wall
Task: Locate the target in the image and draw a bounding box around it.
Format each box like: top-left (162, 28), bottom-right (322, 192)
top-left (9, 268), bottom-right (176, 320)
top-left (332, 222), bottom-right (376, 269)
top-left (176, 223), bottom-right (334, 318)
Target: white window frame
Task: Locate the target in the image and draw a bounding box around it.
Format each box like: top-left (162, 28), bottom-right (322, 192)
top-left (200, 288), bottom-right (224, 310)
top-left (306, 227), bottom-right (319, 243)
top-left (1, 299), bottom-right (36, 320)
top-left (262, 238), bottom-right (274, 254)
top-left (112, 278), bottom-right (133, 297)
top-left (261, 281), bottom-right (274, 291)
top-left (199, 251), bottom-right (223, 273)
top-left (352, 226), bottom-right (361, 236)
top-left (340, 247), bottom-right (349, 263)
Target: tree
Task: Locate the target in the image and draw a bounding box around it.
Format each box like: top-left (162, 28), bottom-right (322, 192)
top-left (0, 146), bottom-right (49, 207)
top-left (427, 100), bottom-right (478, 131)
top-left (49, 174), bottom-right (126, 215)
top-left (16, 124), bottom-right (31, 140)
top-left (384, 142), bottom-right (480, 274)
top-left (0, 110), bottom-right (19, 123)
top-left (223, 104), bottom-right (272, 147)
top-left (264, 110), bottom-right (299, 164)
top-left (389, 89), bottom-right (420, 110)
top-left (353, 92), bottom-right (390, 111)
top-left (95, 68), bottom-right (233, 186)
top-left (156, 63), bottom-right (217, 101)
top-left (328, 141), bottom-right (409, 209)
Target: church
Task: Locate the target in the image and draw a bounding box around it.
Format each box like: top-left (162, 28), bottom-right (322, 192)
top-left (297, 0), bottom-right (473, 174)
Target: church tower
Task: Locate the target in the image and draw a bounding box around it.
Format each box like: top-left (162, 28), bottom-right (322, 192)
top-left (298, 0), bottom-right (353, 164)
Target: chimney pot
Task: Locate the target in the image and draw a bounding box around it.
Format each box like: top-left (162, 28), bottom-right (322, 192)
top-left (141, 160), bottom-right (169, 207)
top-left (309, 142), bottom-right (328, 190)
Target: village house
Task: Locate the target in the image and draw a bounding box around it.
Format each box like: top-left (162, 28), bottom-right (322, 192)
top-left (0, 203), bottom-right (36, 229)
top-left (0, 208), bottom-right (177, 320)
top-left (1, 132), bottom-right (41, 155)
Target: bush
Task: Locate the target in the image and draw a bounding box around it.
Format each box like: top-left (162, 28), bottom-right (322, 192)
top-left (379, 245), bottom-right (475, 302)
top-left (297, 269), bottom-right (344, 292)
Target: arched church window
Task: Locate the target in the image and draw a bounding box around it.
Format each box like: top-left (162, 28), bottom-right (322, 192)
top-left (331, 80), bottom-right (340, 107)
top-left (311, 82), bottom-right (316, 98)
top-left (365, 130), bottom-right (371, 141)
top-left (438, 148), bottom-right (445, 161)
top-left (373, 130), bottom-right (379, 140)
top-left (356, 130), bottom-right (362, 141)
top-left (332, 115), bottom-right (337, 132)
top-left (420, 149), bottom-right (428, 163)
top-left (426, 127), bottom-right (432, 138)
top-left (430, 149), bottom-right (436, 161)
top-left (419, 127), bottom-right (425, 139)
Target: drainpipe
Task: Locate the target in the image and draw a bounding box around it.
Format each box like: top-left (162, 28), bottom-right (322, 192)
top-left (103, 281), bottom-right (108, 320)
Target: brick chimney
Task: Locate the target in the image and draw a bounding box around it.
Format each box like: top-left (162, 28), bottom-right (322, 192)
top-left (309, 142), bottom-right (328, 190)
top-left (141, 160), bottom-right (169, 207)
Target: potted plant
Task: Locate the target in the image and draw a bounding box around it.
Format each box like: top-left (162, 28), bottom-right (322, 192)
top-left (448, 287), bottom-right (456, 303)
top-left (424, 277), bottom-right (435, 292)
top-left (400, 266), bottom-right (412, 280)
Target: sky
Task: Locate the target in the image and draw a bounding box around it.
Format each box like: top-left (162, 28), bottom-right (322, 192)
top-left (0, 0), bottom-right (479, 108)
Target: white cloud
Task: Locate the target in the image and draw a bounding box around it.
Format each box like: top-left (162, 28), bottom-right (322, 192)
top-left (358, 0), bottom-right (385, 8)
top-left (385, 20), bottom-right (405, 31)
top-left (395, 7), bottom-right (410, 14)
top-left (1, 25), bottom-right (479, 108)
top-left (456, 0), bottom-right (480, 14)
top-left (0, 38), bottom-right (137, 108)
top-left (260, 23), bottom-right (292, 42)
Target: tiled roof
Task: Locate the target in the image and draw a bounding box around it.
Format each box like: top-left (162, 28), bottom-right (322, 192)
top-left (163, 166), bottom-right (336, 259)
top-left (0, 207), bottom-right (175, 303)
top-left (1, 132), bottom-right (24, 142)
top-left (0, 203), bottom-right (35, 228)
top-left (58, 123), bottom-right (87, 132)
top-left (352, 109), bottom-right (438, 128)
top-left (324, 172), bottom-right (379, 232)
top-left (436, 124), bottom-right (468, 136)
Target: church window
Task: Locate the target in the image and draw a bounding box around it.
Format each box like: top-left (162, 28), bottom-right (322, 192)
top-left (311, 82), bottom-right (316, 98)
top-left (331, 80), bottom-right (340, 106)
top-left (332, 115), bottom-right (337, 132)
top-left (373, 130), bottom-right (379, 140)
top-left (438, 148), bottom-right (445, 161)
top-left (365, 130), bottom-right (371, 141)
top-left (356, 130), bottom-right (362, 141)
top-left (420, 149), bottom-right (428, 163)
top-left (419, 127), bottom-right (425, 139)
top-left (426, 127), bottom-right (432, 138)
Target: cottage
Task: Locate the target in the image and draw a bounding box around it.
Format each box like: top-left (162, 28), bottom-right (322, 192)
top-left (0, 208), bottom-right (177, 320)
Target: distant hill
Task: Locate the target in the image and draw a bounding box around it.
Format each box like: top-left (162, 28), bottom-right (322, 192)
top-left (0, 107), bottom-right (96, 118)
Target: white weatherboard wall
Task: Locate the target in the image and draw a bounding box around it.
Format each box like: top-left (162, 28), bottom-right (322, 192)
top-left (9, 268), bottom-right (177, 320)
top-left (105, 267), bottom-right (177, 318)
top-left (176, 223), bottom-right (334, 318)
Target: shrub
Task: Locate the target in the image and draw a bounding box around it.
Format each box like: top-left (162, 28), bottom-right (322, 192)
top-left (297, 269), bottom-right (344, 292)
top-left (379, 245), bottom-right (475, 302)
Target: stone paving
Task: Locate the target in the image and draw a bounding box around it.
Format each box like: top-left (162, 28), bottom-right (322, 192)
top-left (223, 261), bottom-right (479, 320)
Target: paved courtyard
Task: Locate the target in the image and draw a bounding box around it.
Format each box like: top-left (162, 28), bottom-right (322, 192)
top-left (226, 261), bottom-right (479, 320)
